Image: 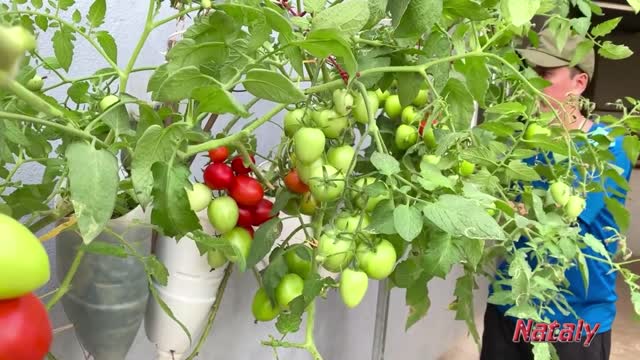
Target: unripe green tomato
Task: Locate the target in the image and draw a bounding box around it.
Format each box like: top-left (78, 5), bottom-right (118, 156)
top-left (308, 165), bottom-right (345, 202)
top-left (207, 249), bottom-right (228, 268)
top-left (318, 230), bottom-right (355, 273)
top-left (284, 248), bottom-right (312, 279)
top-left (327, 145), bottom-right (356, 174)
top-left (412, 89), bottom-right (428, 107)
top-left (340, 268), bottom-right (368, 308)
top-left (549, 181), bottom-right (571, 207)
top-left (294, 127), bottom-right (325, 164)
top-left (186, 183), bottom-right (212, 212)
top-left (486, 208), bottom-right (496, 216)
top-left (564, 195), bottom-right (585, 220)
top-left (356, 239), bottom-right (397, 280)
top-left (421, 154), bottom-right (441, 167)
top-left (299, 192), bottom-right (318, 215)
top-left (524, 123), bottom-right (551, 140)
top-left (352, 177), bottom-right (386, 212)
top-left (401, 106), bottom-right (419, 125)
top-left (395, 124), bottom-right (418, 150)
top-left (275, 273), bottom-right (304, 309)
top-left (0, 26), bottom-right (35, 75)
top-left (207, 196), bottom-right (239, 233)
top-left (333, 89), bottom-right (354, 115)
top-left (353, 91), bottom-right (380, 124)
top-left (318, 109), bottom-right (349, 139)
top-left (201, 0), bottom-right (212, 8)
top-left (458, 160), bottom-right (476, 177)
top-left (335, 212), bottom-right (371, 241)
top-left (423, 127), bottom-right (437, 148)
top-left (284, 109), bottom-right (305, 137)
top-left (296, 158), bottom-right (323, 184)
top-left (375, 89), bottom-right (390, 104)
top-left (26, 75), bottom-right (44, 91)
top-left (99, 95), bottom-right (119, 111)
top-left (224, 227), bottom-right (252, 263)
top-left (252, 288), bottom-right (279, 321)
top-left (384, 95), bottom-right (402, 119)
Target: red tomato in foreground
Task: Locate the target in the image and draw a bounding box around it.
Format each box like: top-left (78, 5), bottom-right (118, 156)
top-left (208, 147), bottom-right (229, 163)
top-left (231, 155), bottom-right (255, 175)
top-left (229, 175), bottom-right (264, 207)
top-left (252, 199), bottom-right (275, 226)
top-left (203, 163), bottom-right (234, 190)
top-left (0, 293), bottom-right (52, 360)
top-left (284, 169), bottom-right (309, 194)
top-left (237, 207), bottom-right (254, 227)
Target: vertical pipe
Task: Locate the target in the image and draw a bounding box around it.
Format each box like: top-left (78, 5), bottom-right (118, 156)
top-left (371, 280), bottom-right (391, 360)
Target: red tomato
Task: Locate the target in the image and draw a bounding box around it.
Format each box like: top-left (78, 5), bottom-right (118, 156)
top-left (203, 163), bottom-right (234, 190)
top-left (252, 199), bottom-right (276, 226)
top-left (231, 155), bottom-right (255, 175)
top-left (229, 175), bottom-right (264, 207)
top-left (208, 147), bottom-right (229, 163)
top-left (418, 120), bottom-right (426, 136)
top-left (0, 293), bottom-right (52, 360)
top-left (284, 169), bottom-right (309, 194)
top-left (237, 206), bottom-right (254, 227)
top-left (240, 224), bottom-right (255, 238)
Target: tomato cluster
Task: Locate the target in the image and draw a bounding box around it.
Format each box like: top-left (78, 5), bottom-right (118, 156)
top-left (0, 214), bottom-right (52, 360)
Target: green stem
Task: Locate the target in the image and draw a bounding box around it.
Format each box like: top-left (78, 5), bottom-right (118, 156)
top-left (235, 141), bottom-right (275, 190)
top-left (120, 0), bottom-right (156, 94)
top-left (84, 98), bottom-right (139, 134)
top-left (153, 6), bottom-right (201, 28)
top-left (304, 301), bottom-right (323, 360)
top-left (0, 112), bottom-right (106, 147)
top-left (185, 104), bottom-right (287, 156)
top-left (222, 97), bottom-right (260, 133)
top-left (46, 248), bottom-right (85, 310)
top-left (43, 67), bottom-right (155, 92)
top-left (3, 78), bottom-right (64, 117)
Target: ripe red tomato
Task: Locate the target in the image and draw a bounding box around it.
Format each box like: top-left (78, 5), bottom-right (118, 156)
top-left (0, 293), bottom-right (52, 360)
top-left (203, 163), bottom-right (234, 190)
top-left (229, 175), bottom-right (264, 207)
top-left (231, 155), bottom-right (255, 175)
top-left (208, 147), bottom-right (229, 163)
top-left (284, 169), bottom-right (309, 194)
top-left (237, 206), bottom-right (254, 227)
top-left (253, 199), bottom-right (276, 226)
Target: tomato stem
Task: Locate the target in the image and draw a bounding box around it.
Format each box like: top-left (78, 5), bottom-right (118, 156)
top-left (46, 248), bottom-right (85, 310)
top-left (2, 78), bottom-right (64, 117)
top-left (235, 141), bottom-right (276, 191)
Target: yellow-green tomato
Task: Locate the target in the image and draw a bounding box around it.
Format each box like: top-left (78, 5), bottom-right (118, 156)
top-left (186, 183), bottom-right (212, 212)
top-left (353, 91), bottom-right (380, 124)
top-left (207, 196), bottom-right (239, 233)
top-left (275, 273), bottom-right (304, 309)
top-left (223, 227), bottom-right (252, 263)
top-left (0, 25), bottom-right (35, 75)
top-left (327, 145), bottom-right (356, 174)
top-left (401, 106), bottom-right (419, 124)
top-left (294, 127), bottom-right (326, 164)
top-left (384, 95), bottom-right (402, 119)
top-left (318, 230), bottom-right (355, 273)
top-left (0, 213), bottom-right (50, 299)
top-left (296, 158), bottom-right (324, 184)
top-left (524, 123), bottom-right (551, 140)
top-left (252, 288), bottom-right (279, 321)
top-left (421, 154), bottom-right (441, 167)
top-left (564, 195), bottom-right (586, 220)
top-left (549, 181), bottom-right (571, 207)
top-left (308, 165), bottom-right (345, 202)
top-left (315, 109), bottom-right (349, 139)
top-left (284, 247), bottom-right (312, 279)
top-left (375, 89), bottom-right (390, 104)
top-left (299, 192), bottom-right (318, 215)
top-left (335, 212), bottom-right (370, 234)
top-left (356, 239), bottom-right (397, 280)
top-left (284, 109), bottom-right (305, 137)
top-left (423, 127), bottom-right (437, 148)
top-left (333, 89), bottom-right (354, 115)
top-left (207, 248), bottom-right (228, 268)
top-left (352, 177), bottom-right (387, 212)
top-left (395, 124), bottom-right (418, 150)
top-left (412, 89), bottom-right (428, 107)
top-left (99, 94), bottom-right (119, 111)
top-left (339, 268), bottom-right (368, 308)
top-left (458, 160), bottom-right (476, 177)
top-left (26, 75), bottom-right (44, 91)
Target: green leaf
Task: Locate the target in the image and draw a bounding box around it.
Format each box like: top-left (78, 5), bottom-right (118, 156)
top-left (243, 69), bottom-right (306, 104)
top-left (506, 161), bottom-right (541, 181)
top-left (167, 40), bottom-right (228, 70)
top-left (102, 103), bottom-right (133, 137)
top-left (442, 78), bottom-right (474, 131)
top-left (509, 252), bottom-right (531, 305)
top-left (631, 290), bottom-right (640, 316)
top-left (623, 135), bottom-right (640, 165)
top-left (276, 296), bottom-right (305, 334)
top-left (397, 72), bottom-right (423, 108)
top-left (95, 31), bottom-right (117, 63)
top-left (147, 281), bottom-right (192, 343)
top-left (150, 163), bottom-right (201, 238)
top-left (422, 31), bottom-right (451, 92)
top-left (153, 66), bottom-right (219, 102)
top-left (311, 0), bottom-right (369, 36)
top-left (305, 0), bottom-right (326, 13)
top-left (604, 197), bottom-right (629, 234)
top-left (145, 256), bottom-right (170, 286)
top-left (394, 0), bottom-right (442, 39)
top-left (357, 55), bottom-right (390, 88)
top-left (1, 121), bottom-right (30, 146)
top-left (532, 342), bottom-right (552, 360)
top-left (1, 185), bottom-right (50, 219)
top-left (421, 230), bottom-right (458, 279)
top-left (444, 0), bottom-right (491, 20)
top-left (52, 28), bottom-right (75, 72)
top-left (577, 251), bottom-right (589, 290)
top-left (72, 9), bottom-right (82, 23)
top-left (450, 272), bottom-right (479, 343)
top-left (87, 0), bottom-right (106, 28)
top-left (388, 0), bottom-right (411, 28)
top-left (132, 124), bottom-right (186, 208)
top-left (67, 81), bottom-right (89, 104)
top-left (423, 195), bottom-right (506, 240)
top-left (405, 277), bottom-right (430, 330)
top-left (35, 15), bottom-right (48, 31)
top-left (246, 218), bottom-right (282, 269)
top-left (66, 142), bottom-right (119, 244)
top-left (418, 165), bottom-right (455, 191)
top-left (456, 237), bottom-right (484, 271)
top-left (627, 0), bottom-right (640, 14)
top-left (296, 28), bottom-right (357, 77)
top-left (370, 151), bottom-right (400, 176)
top-left (279, 33), bottom-right (305, 78)
top-left (502, 0), bottom-right (540, 26)
top-left (262, 255), bottom-right (288, 303)
top-left (58, 0), bottom-right (76, 10)
top-left (367, 199), bottom-right (397, 235)
top-left (393, 205), bottom-right (423, 242)
top-left (364, 0), bottom-right (389, 28)
top-left (591, 17), bottom-right (621, 37)
top-left (570, 17), bottom-right (590, 37)
top-left (192, 86), bottom-right (248, 116)
top-left (392, 258), bottom-right (422, 288)
top-left (455, 57), bottom-right (490, 106)
top-left (598, 41), bottom-right (634, 60)
top-left (32, 0), bottom-right (43, 8)
top-left (190, 230), bottom-right (236, 257)
top-left (570, 40), bottom-right (594, 67)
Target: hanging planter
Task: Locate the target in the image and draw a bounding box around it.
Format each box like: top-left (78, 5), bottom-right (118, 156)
top-left (145, 213), bottom-right (228, 360)
top-left (55, 205), bottom-right (152, 360)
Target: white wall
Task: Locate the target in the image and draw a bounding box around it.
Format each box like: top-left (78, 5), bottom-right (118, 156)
top-left (16, 1), bottom-right (489, 359)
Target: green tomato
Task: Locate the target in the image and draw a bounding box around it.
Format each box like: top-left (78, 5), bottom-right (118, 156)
top-left (401, 106), bottom-right (418, 125)
top-left (339, 268), bottom-right (368, 308)
top-left (549, 182), bottom-right (571, 207)
top-left (0, 214), bottom-right (50, 300)
top-left (318, 230), bottom-right (355, 273)
top-left (99, 95), bottom-right (119, 111)
top-left (25, 75), bottom-right (44, 91)
top-left (275, 273), bottom-right (304, 309)
top-left (356, 239), bottom-right (397, 280)
top-left (294, 127), bottom-right (326, 164)
top-left (335, 212), bottom-right (370, 234)
top-left (412, 89), bottom-right (428, 107)
top-left (284, 247), bottom-right (312, 279)
top-left (283, 198), bottom-right (301, 216)
top-left (395, 124), bottom-right (418, 150)
top-left (352, 177), bottom-right (387, 212)
top-left (252, 288), bottom-right (279, 321)
top-left (313, 109), bottom-right (348, 139)
top-left (207, 196), bottom-right (239, 233)
top-left (564, 195), bottom-right (586, 220)
top-left (458, 160), bottom-right (476, 177)
top-left (296, 158), bottom-right (323, 184)
top-left (308, 165), bottom-right (345, 202)
top-left (423, 127), bottom-right (437, 148)
top-left (223, 227), bottom-right (252, 263)
top-left (207, 249), bottom-right (228, 268)
top-left (333, 89), bottom-right (354, 115)
top-left (201, 0), bottom-right (212, 8)
top-left (284, 109), bottom-right (305, 137)
top-left (0, 26), bottom-right (35, 74)
top-left (186, 183), bottom-right (212, 212)
top-left (375, 89), bottom-right (391, 104)
top-left (327, 145), bottom-right (356, 174)
top-left (524, 123), bottom-right (551, 140)
top-left (299, 192), bottom-right (318, 215)
top-left (353, 91), bottom-right (379, 124)
top-left (384, 95), bottom-right (402, 119)
top-left (421, 154), bottom-right (441, 167)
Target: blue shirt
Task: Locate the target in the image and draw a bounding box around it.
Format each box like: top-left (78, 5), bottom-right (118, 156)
top-left (492, 122), bottom-right (632, 333)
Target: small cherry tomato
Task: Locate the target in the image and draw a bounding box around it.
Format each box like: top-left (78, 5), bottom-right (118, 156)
top-left (208, 147), bottom-right (230, 163)
top-left (252, 199), bottom-right (275, 226)
top-left (237, 206), bottom-right (254, 227)
top-left (203, 163), bottom-right (234, 190)
top-left (284, 169), bottom-right (310, 194)
top-left (231, 154), bottom-right (255, 175)
top-left (229, 175), bottom-right (264, 207)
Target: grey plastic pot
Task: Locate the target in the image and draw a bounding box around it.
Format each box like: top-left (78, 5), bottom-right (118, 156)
top-left (55, 206), bottom-right (152, 360)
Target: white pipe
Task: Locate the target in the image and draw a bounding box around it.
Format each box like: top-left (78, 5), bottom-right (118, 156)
top-left (594, 1), bottom-right (636, 12)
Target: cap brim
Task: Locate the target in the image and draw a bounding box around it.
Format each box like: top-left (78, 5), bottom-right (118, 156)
top-left (516, 49), bottom-right (569, 68)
